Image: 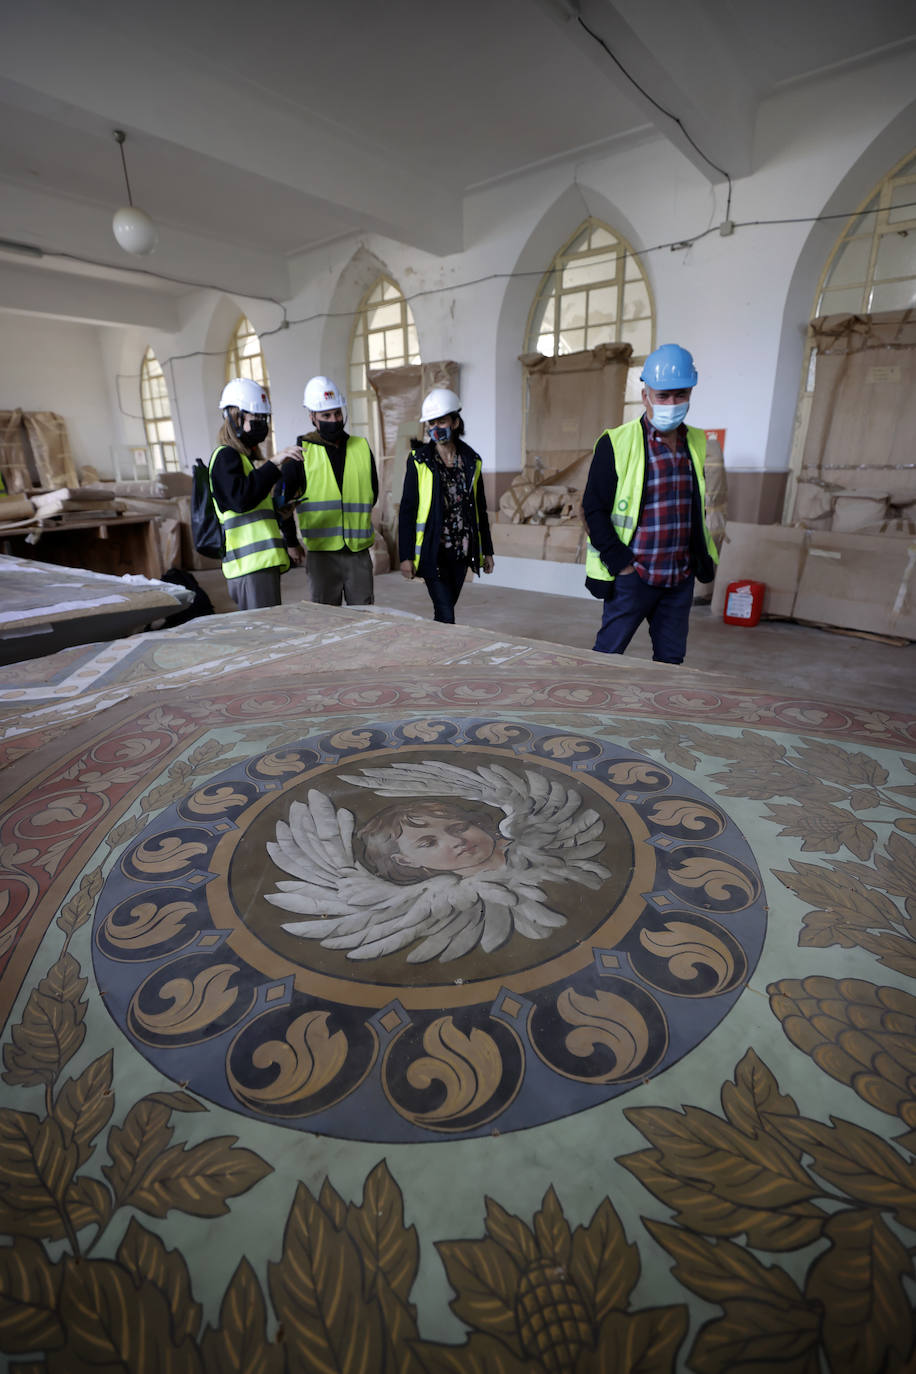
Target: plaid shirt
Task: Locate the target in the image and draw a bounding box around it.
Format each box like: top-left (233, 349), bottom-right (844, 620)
top-left (628, 415), bottom-right (694, 586)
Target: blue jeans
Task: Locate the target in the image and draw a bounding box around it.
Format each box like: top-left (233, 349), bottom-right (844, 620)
top-left (594, 571), bottom-right (694, 663)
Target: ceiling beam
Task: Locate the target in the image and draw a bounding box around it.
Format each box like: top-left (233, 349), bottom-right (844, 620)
top-left (536, 0), bottom-right (757, 184)
top-left (0, 180), bottom-right (292, 305)
top-left (0, 259), bottom-right (181, 330)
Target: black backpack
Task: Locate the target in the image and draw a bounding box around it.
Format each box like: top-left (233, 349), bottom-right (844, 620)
top-left (190, 458), bottom-right (225, 561)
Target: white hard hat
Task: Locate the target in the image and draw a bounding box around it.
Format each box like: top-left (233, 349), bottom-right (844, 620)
top-left (421, 387), bottom-right (461, 423)
top-left (220, 377), bottom-right (271, 414)
top-left (304, 376), bottom-right (346, 412)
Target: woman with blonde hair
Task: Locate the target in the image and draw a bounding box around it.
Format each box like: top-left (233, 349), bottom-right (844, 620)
top-left (208, 377), bottom-right (289, 609)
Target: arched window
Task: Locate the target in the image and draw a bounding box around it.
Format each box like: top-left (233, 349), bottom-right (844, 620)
top-left (349, 277), bottom-right (420, 452)
top-left (525, 218), bottom-right (655, 424)
top-left (786, 150), bottom-right (916, 516)
top-left (226, 315), bottom-right (275, 457)
top-left (816, 151), bottom-right (916, 318)
top-left (139, 348), bottom-right (178, 472)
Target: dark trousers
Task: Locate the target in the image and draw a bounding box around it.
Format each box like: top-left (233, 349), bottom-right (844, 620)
top-left (226, 568), bottom-right (282, 610)
top-left (306, 549), bottom-right (374, 606)
top-left (594, 571), bottom-right (695, 664)
top-left (423, 551), bottom-right (468, 624)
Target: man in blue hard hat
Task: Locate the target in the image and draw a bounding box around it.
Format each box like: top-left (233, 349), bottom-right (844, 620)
top-left (582, 344), bottom-right (718, 663)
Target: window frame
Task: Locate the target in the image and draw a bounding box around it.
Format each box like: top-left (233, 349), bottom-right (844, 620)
top-left (225, 315), bottom-right (276, 458)
top-left (348, 276), bottom-right (421, 454)
top-left (783, 149), bottom-right (916, 521)
top-left (139, 347), bottom-right (178, 473)
top-left (524, 217), bottom-right (655, 428)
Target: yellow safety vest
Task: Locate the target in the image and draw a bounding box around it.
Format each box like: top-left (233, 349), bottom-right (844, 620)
top-left (296, 437), bottom-right (374, 552)
top-left (411, 451), bottom-right (483, 569)
top-left (585, 420), bottom-right (717, 584)
top-left (208, 448), bottom-right (289, 581)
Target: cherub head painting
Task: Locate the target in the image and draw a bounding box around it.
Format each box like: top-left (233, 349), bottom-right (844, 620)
top-left (358, 799), bottom-right (508, 884)
top-left (265, 759), bottom-right (610, 965)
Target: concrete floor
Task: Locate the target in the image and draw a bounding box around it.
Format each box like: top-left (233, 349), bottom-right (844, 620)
top-left (196, 567), bottom-right (916, 716)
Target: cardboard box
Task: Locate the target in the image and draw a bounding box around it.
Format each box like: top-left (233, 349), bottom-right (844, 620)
top-left (545, 524), bottom-right (587, 563)
top-left (520, 344), bottom-right (630, 455)
top-left (494, 346), bottom-right (630, 561)
top-left (794, 531), bottom-right (916, 638)
top-left (796, 310), bottom-right (916, 513)
top-left (491, 522), bottom-right (548, 560)
top-left (368, 361), bottom-right (458, 457)
top-left (711, 523), bottom-right (808, 619)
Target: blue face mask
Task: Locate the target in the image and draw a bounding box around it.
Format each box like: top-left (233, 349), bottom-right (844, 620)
top-left (650, 402), bottom-right (689, 433)
top-left (429, 423), bottom-right (453, 444)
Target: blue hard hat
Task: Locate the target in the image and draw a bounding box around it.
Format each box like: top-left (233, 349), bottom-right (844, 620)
top-left (640, 344), bottom-right (698, 389)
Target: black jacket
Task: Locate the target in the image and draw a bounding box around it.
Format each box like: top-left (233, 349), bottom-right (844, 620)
top-left (582, 421), bottom-right (717, 599)
top-left (209, 445), bottom-right (281, 515)
top-left (398, 440), bottom-right (493, 579)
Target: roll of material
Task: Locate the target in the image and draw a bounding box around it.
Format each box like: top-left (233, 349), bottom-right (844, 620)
top-left (0, 494), bottom-right (36, 523)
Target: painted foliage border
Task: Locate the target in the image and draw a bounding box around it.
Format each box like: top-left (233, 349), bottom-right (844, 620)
top-left (0, 693), bottom-right (915, 1369)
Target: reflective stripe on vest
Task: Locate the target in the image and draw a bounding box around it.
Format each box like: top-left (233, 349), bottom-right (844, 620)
top-left (297, 436), bottom-right (374, 552)
top-left (411, 451), bottom-right (481, 568)
top-left (413, 462), bottom-right (433, 566)
top-left (584, 421), bottom-right (715, 583)
top-left (208, 448), bottom-right (289, 580)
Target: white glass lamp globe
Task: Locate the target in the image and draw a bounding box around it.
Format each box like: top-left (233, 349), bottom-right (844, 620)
top-left (112, 206), bottom-right (158, 256)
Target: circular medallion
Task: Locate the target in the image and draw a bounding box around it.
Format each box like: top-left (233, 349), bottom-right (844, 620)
top-left (93, 718), bottom-right (767, 1141)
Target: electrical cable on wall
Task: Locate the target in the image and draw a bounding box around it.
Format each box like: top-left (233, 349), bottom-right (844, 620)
top-left (108, 195), bottom-right (915, 390)
top-left (573, 13), bottom-right (734, 222)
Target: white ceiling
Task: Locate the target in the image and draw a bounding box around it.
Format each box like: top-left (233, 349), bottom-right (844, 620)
top-left (1, 0), bottom-right (915, 310)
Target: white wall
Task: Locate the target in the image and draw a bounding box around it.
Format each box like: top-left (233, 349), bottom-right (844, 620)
top-left (7, 56), bottom-right (911, 493)
top-left (0, 313), bottom-right (115, 474)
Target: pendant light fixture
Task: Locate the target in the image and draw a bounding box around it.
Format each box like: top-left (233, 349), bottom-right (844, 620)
top-left (111, 129), bottom-right (158, 256)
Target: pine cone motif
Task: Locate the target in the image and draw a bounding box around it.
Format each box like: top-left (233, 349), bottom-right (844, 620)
top-left (515, 1258), bottom-right (594, 1372)
top-left (769, 975), bottom-right (916, 1131)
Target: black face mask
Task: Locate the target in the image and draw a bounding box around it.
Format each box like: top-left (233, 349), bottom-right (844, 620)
top-left (238, 417), bottom-right (269, 447)
top-left (317, 419), bottom-right (345, 441)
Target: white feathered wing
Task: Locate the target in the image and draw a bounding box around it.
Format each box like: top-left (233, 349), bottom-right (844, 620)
top-left (265, 788), bottom-right (570, 963)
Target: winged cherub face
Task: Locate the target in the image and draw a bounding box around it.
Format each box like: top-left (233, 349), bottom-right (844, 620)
top-left (392, 814), bottom-right (506, 876)
top-left (359, 800), bottom-right (508, 884)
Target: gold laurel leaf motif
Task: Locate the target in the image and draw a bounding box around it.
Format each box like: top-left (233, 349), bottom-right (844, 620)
top-left (108, 813), bottom-right (146, 849)
top-left (186, 738), bottom-right (234, 768)
top-left (233, 1011), bottom-right (348, 1107)
top-left (400, 720), bottom-right (449, 742)
top-left (131, 964), bottom-right (240, 1036)
top-left (0, 906), bottom-right (31, 960)
top-left (130, 835), bottom-right (210, 875)
top-left (604, 761), bottom-right (670, 786)
top-left (639, 922), bottom-right (736, 994)
top-left (141, 778), bottom-right (194, 813)
top-left (253, 750), bottom-right (310, 777)
top-left (539, 735), bottom-right (593, 760)
top-left (103, 900), bottom-right (197, 951)
top-left (647, 800), bottom-right (725, 835)
top-left (558, 989), bottom-right (650, 1079)
top-left (327, 729), bottom-right (375, 750)
top-left (185, 784), bottom-right (249, 815)
top-left (668, 857), bottom-right (757, 904)
top-left (405, 1018), bottom-right (502, 1123)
